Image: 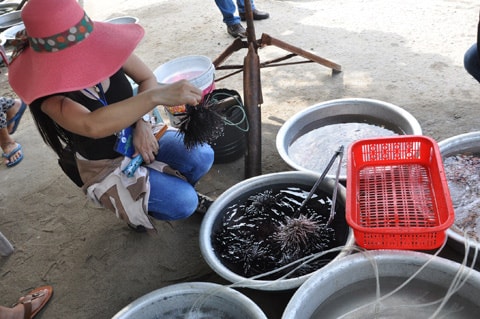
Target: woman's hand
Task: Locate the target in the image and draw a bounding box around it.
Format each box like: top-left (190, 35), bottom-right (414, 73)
top-left (151, 80), bottom-right (203, 107)
top-left (132, 119), bottom-right (158, 164)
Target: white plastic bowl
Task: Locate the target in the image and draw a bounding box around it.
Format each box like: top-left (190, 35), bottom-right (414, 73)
top-left (154, 55), bottom-right (215, 90)
top-left (153, 55), bottom-right (215, 124)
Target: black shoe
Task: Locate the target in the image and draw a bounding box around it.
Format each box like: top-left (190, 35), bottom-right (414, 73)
top-left (196, 193), bottom-right (214, 214)
top-left (239, 9), bottom-right (270, 21)
top-left (227, 23), bottom-right (247, 38)
top-left (127, 223), bottom-right (147, 233)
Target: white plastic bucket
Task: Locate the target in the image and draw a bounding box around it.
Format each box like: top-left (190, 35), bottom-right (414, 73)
top-left (154, 55), bottom-right (215, 126)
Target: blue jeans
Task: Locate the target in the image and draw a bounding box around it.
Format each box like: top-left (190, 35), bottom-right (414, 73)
top-left (147, 130), bottom-right (214, 220)
top-left (464, 43), bottom-right (480, 83)
top-left (215, 0), bottom-right (256, 26)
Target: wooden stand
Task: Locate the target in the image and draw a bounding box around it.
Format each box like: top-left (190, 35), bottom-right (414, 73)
top-left (213, 1), bottom-right (341, 178)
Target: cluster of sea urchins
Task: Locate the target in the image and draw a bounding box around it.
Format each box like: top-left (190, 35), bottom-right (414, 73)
top-left (213, 188), bottom-right (336, 279)
top-left (177, 91), bottom-right (233, 149)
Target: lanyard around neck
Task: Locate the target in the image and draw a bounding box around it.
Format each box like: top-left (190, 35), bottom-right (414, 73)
top-left (83, 83), bottom-right (108, 106)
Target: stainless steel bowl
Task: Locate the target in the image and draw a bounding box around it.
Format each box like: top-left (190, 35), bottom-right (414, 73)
top-left (439, 131), bottom-right (480, 257)
top-left (276, 98), bottom-right (422, 181)
top-left (104, 16), bottom-right (139, 24)
top-left (0, 10), bottom-right (22, 30)
top-left (282, 250), bottom-right (480, 318)
top-left (112, 282), bottom-right (267, 319)
top-left (199, 171), bottom-right (355, 291)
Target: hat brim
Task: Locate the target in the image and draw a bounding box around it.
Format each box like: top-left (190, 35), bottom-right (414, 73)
top-left (8, 21), bottom-right (145, 104)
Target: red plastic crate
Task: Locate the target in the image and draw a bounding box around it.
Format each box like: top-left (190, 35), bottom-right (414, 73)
top-left (346, 135), bottom-right (455, 250)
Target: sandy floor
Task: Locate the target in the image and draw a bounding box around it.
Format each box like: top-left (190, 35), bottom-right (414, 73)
top-left (1, 0), bottom-right (480, 318)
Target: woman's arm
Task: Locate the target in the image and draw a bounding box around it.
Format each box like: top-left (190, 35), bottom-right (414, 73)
top-left (40, 55), bottom-right (202, 139)
top-left (123, 53), bottom-right (159, 94)
top-left (122, 54), bottom-right (164, 163)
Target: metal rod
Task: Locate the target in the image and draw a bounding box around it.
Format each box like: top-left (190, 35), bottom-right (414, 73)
top-left (295, 145), bottom-right (344, 216)
top-left (326, 146), bottom-right (344, 226)
top-left (260, 33), bottom-right (342, 72)
top-left (243, 43), bottom-right (262, 177)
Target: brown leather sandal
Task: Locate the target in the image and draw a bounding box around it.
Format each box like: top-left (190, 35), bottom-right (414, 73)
top-left (12, 286), bottom-right (53, 319)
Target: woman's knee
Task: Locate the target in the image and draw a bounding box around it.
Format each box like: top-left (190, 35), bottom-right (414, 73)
top-left (148, 186), bottom-right (198, 220)
top-left (198, 144), bottom-right (214, 169)
top-left (464, 44), bottom-right (479, 75)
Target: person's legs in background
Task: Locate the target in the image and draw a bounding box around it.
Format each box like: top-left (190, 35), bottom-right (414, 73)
top-left (236, 0), bottom-right (270, 21)
top-left (0, 128), bottom-right (22, 167)
top-left (215, 0), bottom-right (247, 38)
top-left (0, 98), bottom-right (25, 167)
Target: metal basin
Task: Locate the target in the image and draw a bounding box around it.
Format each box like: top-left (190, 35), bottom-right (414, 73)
top-left (104, 16), bottom-right (139, 24)
top-left (439, 131), bottom-right (480, 258)
top-left (0, 2), bottom-right (20, 13)
top-left (276, 98), bottom-right (422, 181)
top-left (0, 10), bottom-right (22, 30)
top-left (282, 250), bottom-right (480, 318)
top-left (199, 171), bottom-right (355, 291)
top-left (112, 282), bottom-right (267, 319)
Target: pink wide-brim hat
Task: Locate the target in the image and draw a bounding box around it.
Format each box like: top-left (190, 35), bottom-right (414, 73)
top-left (8, 0), bottom-right (145, 105)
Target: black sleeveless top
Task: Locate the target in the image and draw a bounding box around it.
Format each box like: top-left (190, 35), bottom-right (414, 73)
top-left (64, 68), bottom-right (134, 160)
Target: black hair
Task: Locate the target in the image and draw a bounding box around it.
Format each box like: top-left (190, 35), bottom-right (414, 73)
top-left (29, 95), bottom-right (76, 158)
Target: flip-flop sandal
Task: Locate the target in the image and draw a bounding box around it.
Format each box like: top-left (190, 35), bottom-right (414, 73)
top-left (7, 100), bottom-right (27, 135)
top-left (12, 285), bottom-right (53, 319)
top-left (2, 143), bottom-right (23, 167)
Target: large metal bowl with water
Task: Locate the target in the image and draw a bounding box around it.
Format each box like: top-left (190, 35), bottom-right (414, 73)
top-left (199, 171), bottom-right (355, 291)
top-left (439, 131), bottom-right (480, 258)
top-left (282, 250), bottom-right (480, 318)
top-left (276, 98), bottom-right (422, 181)
top-left (112, 282), bottom-right (267, 319)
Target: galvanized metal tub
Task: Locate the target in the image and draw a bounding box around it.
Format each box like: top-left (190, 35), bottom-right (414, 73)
top-left (112, 282), bottom-right (267, 319)
top-left (276, 98), bottom-right (422, 181)
top-left (199, 171), bottom-right (355, 291)
top-left (439, 131), bottom-right (480, 257)
top-left (0, 10), bottom-right (21, 30)
top-left (282, 250), bottom-right (480, 318)
top-left (104, 16), bottom-right (139, 24)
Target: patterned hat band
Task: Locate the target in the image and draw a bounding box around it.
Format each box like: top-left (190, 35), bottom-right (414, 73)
top-left (29, 12), bottom-right (93, 53)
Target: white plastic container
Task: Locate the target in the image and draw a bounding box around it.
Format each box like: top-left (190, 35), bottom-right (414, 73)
top-left (154, 55), bottom-right (215, 126)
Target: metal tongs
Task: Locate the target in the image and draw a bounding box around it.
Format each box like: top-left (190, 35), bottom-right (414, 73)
top-left (295, 145), bottom-right (344, 226)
